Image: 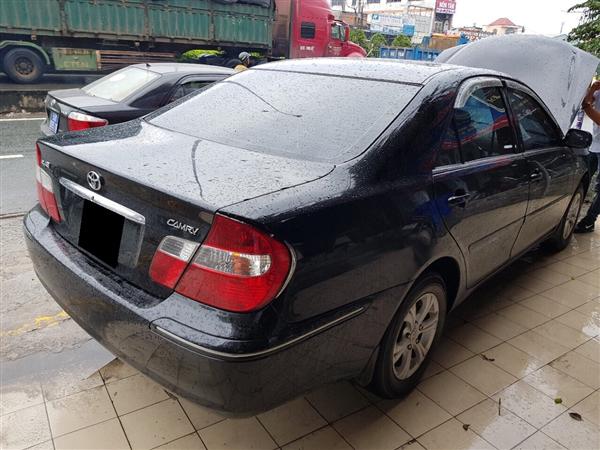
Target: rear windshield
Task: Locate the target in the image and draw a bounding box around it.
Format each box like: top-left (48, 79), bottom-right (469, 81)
top-left (148, 69), bottom-right (420, 162)
top-left (83, 67), bottom-right (161, 102)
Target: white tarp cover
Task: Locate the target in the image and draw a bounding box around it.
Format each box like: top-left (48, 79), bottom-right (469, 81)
top-left (436, 35), bottom-right (599, 133)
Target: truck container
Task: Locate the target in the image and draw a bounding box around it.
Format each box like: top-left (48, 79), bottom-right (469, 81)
top-left (0, 0), bottom-right (365, 83)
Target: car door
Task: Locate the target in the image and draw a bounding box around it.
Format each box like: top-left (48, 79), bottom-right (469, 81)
top-left (433, 77), bottom-right (530, 286)
top-left (506, 81), bottom-right (575, 255)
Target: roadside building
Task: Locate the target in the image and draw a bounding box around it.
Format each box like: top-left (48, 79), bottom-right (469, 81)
top-left (483, 17), bottom-right (525, 35)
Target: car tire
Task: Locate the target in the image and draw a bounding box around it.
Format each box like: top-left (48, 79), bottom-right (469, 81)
top-left (371, 273), bottom-right (447, 398)
top-left (3, 48), bottom-right (45, 84)
top-left (544, 184), bottom-right (585, 252)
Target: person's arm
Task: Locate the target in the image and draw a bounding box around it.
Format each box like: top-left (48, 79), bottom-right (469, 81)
top-left (583, 81), bottom-right (600, 126)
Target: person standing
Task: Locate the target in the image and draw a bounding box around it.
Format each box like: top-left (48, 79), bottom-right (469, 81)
top-left (575, 80), bottom-right (600, 233)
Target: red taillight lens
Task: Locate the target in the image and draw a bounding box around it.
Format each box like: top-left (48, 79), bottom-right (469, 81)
top-left (35, 143), bottom-right (61, 222)
top-left (151, 215), bottom-right (293, 313)
top-left (67, 111), bottom-right (108, 131)
top-left (149, 236), bottom-right (199, 289)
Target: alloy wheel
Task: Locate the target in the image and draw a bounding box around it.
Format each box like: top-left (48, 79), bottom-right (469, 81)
top-left (563, 191), bottom-right (582, 240)
top-left (392, 292), bottom-right (439, 380)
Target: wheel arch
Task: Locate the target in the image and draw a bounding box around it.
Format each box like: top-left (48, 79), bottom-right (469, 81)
top-left (418, 256), bottom-right (462, 312)
top-left (0, 41), bottom-right (51, 66)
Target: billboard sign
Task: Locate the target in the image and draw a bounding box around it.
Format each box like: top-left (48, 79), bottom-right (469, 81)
top-left (435, 0), bottom-right (456, 15)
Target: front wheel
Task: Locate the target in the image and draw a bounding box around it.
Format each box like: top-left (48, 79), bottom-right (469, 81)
top-left (544, 184), bottom-right (584, 252)
top-left (371, 273), bottom-right (447, 398)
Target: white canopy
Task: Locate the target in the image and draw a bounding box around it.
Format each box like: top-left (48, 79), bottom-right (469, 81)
top-left (436, 35), bottom-right (599, 134)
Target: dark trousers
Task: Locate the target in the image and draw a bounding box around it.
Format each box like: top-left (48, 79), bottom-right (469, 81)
top-left (582, 154), bottom-right (600, 223)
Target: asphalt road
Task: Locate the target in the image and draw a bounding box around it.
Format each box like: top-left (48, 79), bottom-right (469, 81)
top-left (0, 117), bottom-right (45, 216)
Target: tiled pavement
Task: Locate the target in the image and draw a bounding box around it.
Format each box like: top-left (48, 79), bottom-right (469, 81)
top-left (1, 229), bottom-right (599, 450)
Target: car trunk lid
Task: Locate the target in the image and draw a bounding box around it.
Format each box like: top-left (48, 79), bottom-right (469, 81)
top-left (37, 121), bottom-right (333, 298)
top-left (44, 89), bottom-right (116, 134)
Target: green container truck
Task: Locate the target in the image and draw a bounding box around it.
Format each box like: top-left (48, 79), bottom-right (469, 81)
top-left (0, 0), bottom-right (274, 83)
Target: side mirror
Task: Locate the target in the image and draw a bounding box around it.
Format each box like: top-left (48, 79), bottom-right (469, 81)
top-left (564, 128), bottom-right (592, 149)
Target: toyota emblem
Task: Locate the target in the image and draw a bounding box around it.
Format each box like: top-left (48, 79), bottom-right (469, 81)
top-left (86, 171), bottom-right (103, 191)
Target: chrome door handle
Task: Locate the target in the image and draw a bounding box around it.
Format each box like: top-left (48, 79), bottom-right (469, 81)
top-left (530, 171), bottom-right (543, 181)
top-left (448, 192), bottom-right (471, 206)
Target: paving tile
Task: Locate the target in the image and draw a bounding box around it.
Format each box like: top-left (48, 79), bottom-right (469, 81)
top-left (53, 418), bottom-right (129, 450)
top-left (24, 440), bottom-right (55, 450)
top-left (106, 373), bottom-right (169, 415)
top-left (496, 303), bottom-right (549, 329)
top-left (496, 283), bottom-right (537, 301)
top-left (42, 372), bottom-right (104, 402)
top-left (353, 384), bottom-right (382, 404)
top-left (430, 338), bottom-right (475, 368)
top-left (555, 309), bottom-right (600, 338)
top-left (447, 324), bottom-right (502, 354)
top-left (577, 270), bottom-right (600, 288)
top-left (522, 365), bottom-right (594, 408)
top-left (568, 391), bottom-right (600, 427)
top-left (398, 441), bottom-right (427, 450)
top-left (178, 398), bottom-right (224, 431)
top-left (99, 359), bottom-right (138, 384)
top-left (0, 382), bottom-right (44, 416)
top-left (46, 385), bottom-right (116, 437)
top-left (305, 381), bottom-right (369, 423)
top-left (120, 398), bottom-right (194, 450)
top-left (472, 313), bottom-right (528, 341)
top-left (533, 320), bottom-right (591, 349)
top-left (550, 350), bottom-right (600, 389)
top-left (508, 330), bottom-right (571, 364)
top-left (450, 356), bottom-right (517, 396)
top-left (417, 418), bottom-right (496, 450)
top-left (457, 399), bottom-right (536, 450)
top-left (155, 433), bottom-right (207, 450)
top-left (518, 295), bottom-right (571, 319)
top-left (332, 406), bottom-right (411, 450)
top-left (513, 275), bottom-right (555, 295)
top-left (483, 343), bottom-right (545, 378)
top-left (417, 371), bottom-right (486, 416)
top-left (528, 268), bottom-right (572, 287)
top-left (541, 283), bottom-right (597, 308)
top-left (422, 360), bottom-right (445, 380)
top-left (492, 380), bottom-right (566, 428)
top-left (573, 337), bottom-right (600, 363)
top-left (576, 299), bottom-right (600, 316)
top-left (542, 411), bottom-right (600, 450)
top-left (258, 397), bottom-right (326, 446)
top-left (0, 404), bottom-right (51, 450)
top-left (198, 417), bottom-right (277, 450)
top-left (513, 431), bottom-right (566, 450)
top-left (561, 253), bottom-right (600, 271)
top-left (282, 426), bottom-right (351, 450)
top-left (380, 389), bottom-right (452, 438)
top-left (545, 261), bottom-right (590, 278)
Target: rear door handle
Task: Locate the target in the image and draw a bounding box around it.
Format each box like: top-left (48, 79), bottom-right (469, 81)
top-left (448, 192), bottom-right (471, 206)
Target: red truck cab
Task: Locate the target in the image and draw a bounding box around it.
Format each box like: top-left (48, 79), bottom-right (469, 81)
top-left (273, 0), bottom-right (366, 59)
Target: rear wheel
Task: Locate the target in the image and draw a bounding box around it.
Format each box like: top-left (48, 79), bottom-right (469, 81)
top-left (371, 273), bottom-right (447, 398)
top-left (3, 48), bottom-right (44, 84)
top-left (544, 184), bottom-right (584, 252)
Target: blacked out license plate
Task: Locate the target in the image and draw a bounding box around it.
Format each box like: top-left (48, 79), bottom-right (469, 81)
top-left (78, 200), bottom-right (125, 267)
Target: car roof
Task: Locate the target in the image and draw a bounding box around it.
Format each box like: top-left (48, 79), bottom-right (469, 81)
top-left (252, 58), bottom-right (491, 85)
top-left (129, 63), bottom-right (234, 75)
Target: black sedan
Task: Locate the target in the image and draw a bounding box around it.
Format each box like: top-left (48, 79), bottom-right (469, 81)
top-left (25, 58), bottom-right (592, 415)
top-left (40, 63), bottom-right (233, 135)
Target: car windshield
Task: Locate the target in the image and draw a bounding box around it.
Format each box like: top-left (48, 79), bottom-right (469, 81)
top-left (148, 69), bottom-right (420, 162)
top-left (83, 67), bottom-right (161, 102)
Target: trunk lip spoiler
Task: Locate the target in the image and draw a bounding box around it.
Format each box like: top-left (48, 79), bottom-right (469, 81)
top-left (59, 177), bottom-right (146, 225)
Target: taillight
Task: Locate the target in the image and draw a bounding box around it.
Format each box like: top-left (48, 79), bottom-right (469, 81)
top-left (35, 144), bottom-right (61, 222)
top-left (149, 236), bottom-right (199, 289)
top-left (67, 111), bottom-right (108, 131)
top-left (150, 215), bottom-right (293, 312)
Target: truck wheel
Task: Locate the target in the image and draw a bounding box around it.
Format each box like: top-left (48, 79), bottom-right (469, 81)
top-left (3, 48), bottom-right (45, 84)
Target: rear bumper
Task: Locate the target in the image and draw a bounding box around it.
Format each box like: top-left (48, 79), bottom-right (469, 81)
top-left (24, 207), bottom-right (377, 415)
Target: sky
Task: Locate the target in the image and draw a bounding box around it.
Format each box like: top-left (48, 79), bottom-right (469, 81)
top-left (451, 0), bottom-right (584, 36)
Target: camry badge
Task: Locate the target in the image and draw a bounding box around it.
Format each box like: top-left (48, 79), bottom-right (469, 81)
top-left (86, 171), bottom-right (103, 191)
top-left (167, 219), bottom-right (199, 236)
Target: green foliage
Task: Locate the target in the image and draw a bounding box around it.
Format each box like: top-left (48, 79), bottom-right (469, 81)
top-left (369, 33), bottom-right (388, 57)
top-left (349, 29), bottom-right (391, 57)
top-left (391, 35), bottom-right (412, 48)
top-left (179, 49), bottom-right (223, 61)
top-left (349, 28), bottom-right (368, 48)
top-left (568, 1), bottom-right (600, 58)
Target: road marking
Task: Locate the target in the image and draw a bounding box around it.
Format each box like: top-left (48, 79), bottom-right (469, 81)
top-left (0, 117), bottom-right (44, 122)
top-left (1, 311), bottom-right (70, 337)
top-left (0, 154), bottom-right (24, 160)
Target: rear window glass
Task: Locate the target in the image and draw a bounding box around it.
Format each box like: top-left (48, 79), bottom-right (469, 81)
top-left (148, 69), bottom-right (419, 163)
top-left (83, 67), bottom-right (161, 102)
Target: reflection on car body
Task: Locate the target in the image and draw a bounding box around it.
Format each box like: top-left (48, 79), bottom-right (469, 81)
top-left (25, 57), bottom-right (593, 415)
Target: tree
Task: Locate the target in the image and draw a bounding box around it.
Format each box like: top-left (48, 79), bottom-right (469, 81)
top-left (369, 33), bottom-right (388, 57)
top-left (391, 35), bottom-right (413, 48)
top-left (568, 1), bottom-right (600, 57)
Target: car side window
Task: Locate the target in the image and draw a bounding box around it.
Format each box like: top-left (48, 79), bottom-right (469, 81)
top-left (506, 88), bottom-right (562, 151)
top-left (169, 80), bottom-right (212, 103)
top-left (455, 86), bottom-right (516, 163)
top-left (436, 119), bottom-right (462, 167)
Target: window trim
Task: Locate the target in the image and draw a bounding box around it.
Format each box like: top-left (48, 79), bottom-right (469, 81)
top-left (454, 77), bottom-right (503, 109)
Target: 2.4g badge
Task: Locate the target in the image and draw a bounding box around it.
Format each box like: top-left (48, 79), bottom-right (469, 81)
top-left (166, 218), bottom-right (199, 236)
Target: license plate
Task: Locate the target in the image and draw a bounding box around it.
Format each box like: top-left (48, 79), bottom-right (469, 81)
top-left (78, 200), bottom-right (124, 267)
top-left (49, 111), bottom-right (59, 134)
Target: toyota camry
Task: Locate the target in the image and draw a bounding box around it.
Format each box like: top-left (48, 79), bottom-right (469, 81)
top-left (25, 52), bottom-right (594, 414)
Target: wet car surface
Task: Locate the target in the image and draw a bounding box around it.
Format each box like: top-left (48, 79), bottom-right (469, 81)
top-left (25, 57), bottom-right (593, 414)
